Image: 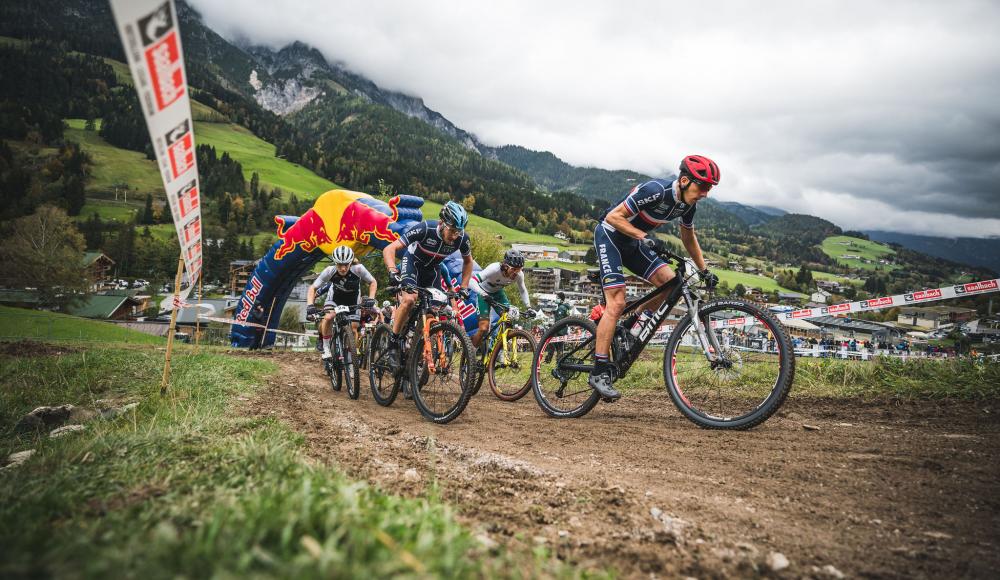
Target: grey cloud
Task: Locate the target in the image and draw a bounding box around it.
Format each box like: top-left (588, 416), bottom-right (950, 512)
top-left (189, 0), bottom-right (1000, 236)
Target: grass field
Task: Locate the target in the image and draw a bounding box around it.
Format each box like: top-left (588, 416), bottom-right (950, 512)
top-left (77, 200), bottom-right (140, 223)
top-left (65, 119), bottom-right (166, 197)
top-left (419, 198), bottom-right (585, 248)
top-left (194, 122), bottom-right (341, 198)
top-left (785, 267), bottom-right (864, 286)
top-left (821, 236), bottom-right (899, 271)
top-left (715, 269), bottom-right (796, 293)
top-left (0, 342), bottom-right (575, 577)
top-left (529, 260), bottom-right (590, 272)
top-left (0, 306), bottom-right (164, 344)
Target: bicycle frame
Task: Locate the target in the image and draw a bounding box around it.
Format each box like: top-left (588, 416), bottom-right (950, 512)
top-left (558, 250), bottom-right (722, 379)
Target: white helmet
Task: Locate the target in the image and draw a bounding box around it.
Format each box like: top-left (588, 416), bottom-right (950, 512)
top-left (332, 245), bottom-right (354, 264)
top-left (382, 300), bottom-right (391, 308)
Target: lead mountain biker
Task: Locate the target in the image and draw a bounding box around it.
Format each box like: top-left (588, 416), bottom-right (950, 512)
top-left (381, 201), bottom-right (474, 371)
top-left (589, 154), bottom-right (721, 400)
top-left (307, 245), bottom-right (377, 359)
top-left (469, 249), bottom-right (536, 350)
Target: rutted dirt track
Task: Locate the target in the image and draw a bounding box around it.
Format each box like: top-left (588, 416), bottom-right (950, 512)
top-left (248, 352), bottom-right (1000, 578)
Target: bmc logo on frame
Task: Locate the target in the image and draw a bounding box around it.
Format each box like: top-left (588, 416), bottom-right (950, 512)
top-left (138, 2), bottom-right (184, 111)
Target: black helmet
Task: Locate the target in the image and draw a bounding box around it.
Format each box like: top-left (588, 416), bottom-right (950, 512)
top-left (557, 291), bottom-right (565, 301)
top-left (503, 249), bottom-right (525, 268)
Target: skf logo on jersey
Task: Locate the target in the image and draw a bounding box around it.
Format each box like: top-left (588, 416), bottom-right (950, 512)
top-left (822, 303), bottom-right (851, 315)
top-left (165, 119), bottom-right (194, 179)
top-left (176, 180), bottom-right (199, 219)
top-left (139, 2), bottom-right (184, 111)
top-left (904, 289), bottom-right (942, 302)
top-left (955, 280), bottom-right (998, 294)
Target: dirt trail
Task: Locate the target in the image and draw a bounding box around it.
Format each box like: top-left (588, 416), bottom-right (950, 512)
top-left (247, 352), bottom-right (1000, 578)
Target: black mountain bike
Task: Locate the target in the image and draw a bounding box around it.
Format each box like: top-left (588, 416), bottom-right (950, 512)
top-left (532, 247), bottom-right (795, 429)
top-left (309, 303), bottom-right (361, 399)
top-left (367, 285), bottom-right (475, 424)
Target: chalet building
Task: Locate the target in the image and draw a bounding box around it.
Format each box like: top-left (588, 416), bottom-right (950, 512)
top-left (897, 306), bottom-right (977, 330)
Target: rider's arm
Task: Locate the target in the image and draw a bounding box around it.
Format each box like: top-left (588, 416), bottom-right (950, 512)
top-left (469, 274), bottom-right (485, 296)
top-left (680, 226), bottom-right (707, 271)
top-left (353, 264), bottom-right (378, 298)
top-left (515, 271), bottom-right (531, 307)
top-left (309, 267), bottom-right (333, 303)
top-left (382, 239), bottom-right (405, 273)
top-left (460, 254), bottom-right (474, 289)
top-left (605, 203), bottom-right (649, 240)
top-left (459, 234), bottom-right (473, 289)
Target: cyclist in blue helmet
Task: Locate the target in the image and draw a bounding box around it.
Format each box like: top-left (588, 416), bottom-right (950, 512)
top-left (381, 200), bottom-right (474, 371)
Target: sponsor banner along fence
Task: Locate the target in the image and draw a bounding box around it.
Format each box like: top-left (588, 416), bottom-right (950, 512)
top-left (777, 279), bottom-right (1000, 322)
top-left (110, 0), bottom-right (202, 295)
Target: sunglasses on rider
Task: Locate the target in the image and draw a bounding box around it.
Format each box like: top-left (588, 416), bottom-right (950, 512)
top-left (692, 179), bottom-right (713, 193)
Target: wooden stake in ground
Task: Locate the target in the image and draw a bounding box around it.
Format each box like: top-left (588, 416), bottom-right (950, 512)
top-left (194, 273), bottom-right (204, 351)
top-left (161, 253), bottom-right (186, 394)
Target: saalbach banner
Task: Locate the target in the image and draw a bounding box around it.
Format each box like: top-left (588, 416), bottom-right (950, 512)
top-left (109, 0), bottom-right (202, 295)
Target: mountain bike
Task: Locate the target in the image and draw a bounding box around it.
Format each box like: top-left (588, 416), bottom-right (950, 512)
top-left (367, 285), bottom-right (475, 424)
top-left (471, 297), bottom-right (537, 401)
top-left (308, 303), bottom-right (361, 399)
top-left (532, 247), bottom-right (795, 429)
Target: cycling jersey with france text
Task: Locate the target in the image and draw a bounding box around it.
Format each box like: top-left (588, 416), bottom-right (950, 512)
top-left (311, 264), bottom-right (374, 305)
top-left (398, 220), bottom-right (471, 268)
top-left (601, 179), bottom-right (696, 234)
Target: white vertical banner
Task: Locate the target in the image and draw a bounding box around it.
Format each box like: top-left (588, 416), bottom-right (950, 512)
top-left (109, 0), bottom-right (203, 296)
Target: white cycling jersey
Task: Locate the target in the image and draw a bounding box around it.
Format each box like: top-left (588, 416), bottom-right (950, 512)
top-left (470, 262), bottom-right (531, 307)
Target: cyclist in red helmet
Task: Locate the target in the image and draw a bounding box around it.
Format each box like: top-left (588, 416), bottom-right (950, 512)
top-left (587, 154), bottom-right (721, 400)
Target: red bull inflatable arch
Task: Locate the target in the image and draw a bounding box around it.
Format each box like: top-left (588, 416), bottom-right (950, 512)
top-left (231, 189), bottom-right (480, 348)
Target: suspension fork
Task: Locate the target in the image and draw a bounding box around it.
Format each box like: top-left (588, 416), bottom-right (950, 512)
top-left (682, 290), bottom-right (721, 362)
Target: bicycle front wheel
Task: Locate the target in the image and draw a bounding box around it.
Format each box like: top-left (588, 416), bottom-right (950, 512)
top-left (344, 328), bottom-right (360, 400)
top-left (408, 320), bottom-right (475, 424)
top-left (367, 324), bottom-right (400, 406)
top-left (664, 298), bottom-right (795, 430)
top-left (489, 328), bottom-right (537, 401)
top-left (531, 317), bottom-right (600, 418)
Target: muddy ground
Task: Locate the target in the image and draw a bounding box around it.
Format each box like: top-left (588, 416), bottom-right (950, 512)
top-left (247, 352), bottom-right (1000, 578)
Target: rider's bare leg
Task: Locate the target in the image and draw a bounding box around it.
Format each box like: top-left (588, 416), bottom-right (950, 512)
top-left (473, 317), bottom-right (490, 348)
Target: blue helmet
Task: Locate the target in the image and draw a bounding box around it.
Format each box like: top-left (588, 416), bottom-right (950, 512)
top-left (440, 201), bottom-right (469, 230)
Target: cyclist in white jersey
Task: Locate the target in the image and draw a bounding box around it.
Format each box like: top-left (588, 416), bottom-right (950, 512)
top-left (469, 249), bottom-right (537, 348)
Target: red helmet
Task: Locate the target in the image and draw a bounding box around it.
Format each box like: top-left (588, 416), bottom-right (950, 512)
top-left (680, 155), bottom-right (721, 186)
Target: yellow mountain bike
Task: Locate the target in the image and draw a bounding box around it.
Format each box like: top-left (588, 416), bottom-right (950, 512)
top-left (472, 298), bottom-right (538, 401)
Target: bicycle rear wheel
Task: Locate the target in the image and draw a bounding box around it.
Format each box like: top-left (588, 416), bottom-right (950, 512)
top-left (489, 328), bottom-right (537, 401)
top-left (664, 298), bottom-right (794, 430)
top-left (531, 317), bottom-right (600, 418)
top-left (367, 323), bottom-right (400, 406)
top-left (408, 320), bottom-right (474, 424)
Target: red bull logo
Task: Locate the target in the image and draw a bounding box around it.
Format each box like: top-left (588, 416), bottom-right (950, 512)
top-left (273, 209), bottom-right (332, 261)
top-left (336, 196), bottom-right (401, 245)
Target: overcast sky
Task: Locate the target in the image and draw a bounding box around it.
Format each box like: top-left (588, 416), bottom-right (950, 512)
top-left (190, 0), bottom-right (1000, 239)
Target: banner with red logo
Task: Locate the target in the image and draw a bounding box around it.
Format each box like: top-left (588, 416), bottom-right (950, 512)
top-left (110, 0), bottom-right (202, 294)
top-left (776, 278), bottom-right (1000, 322)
